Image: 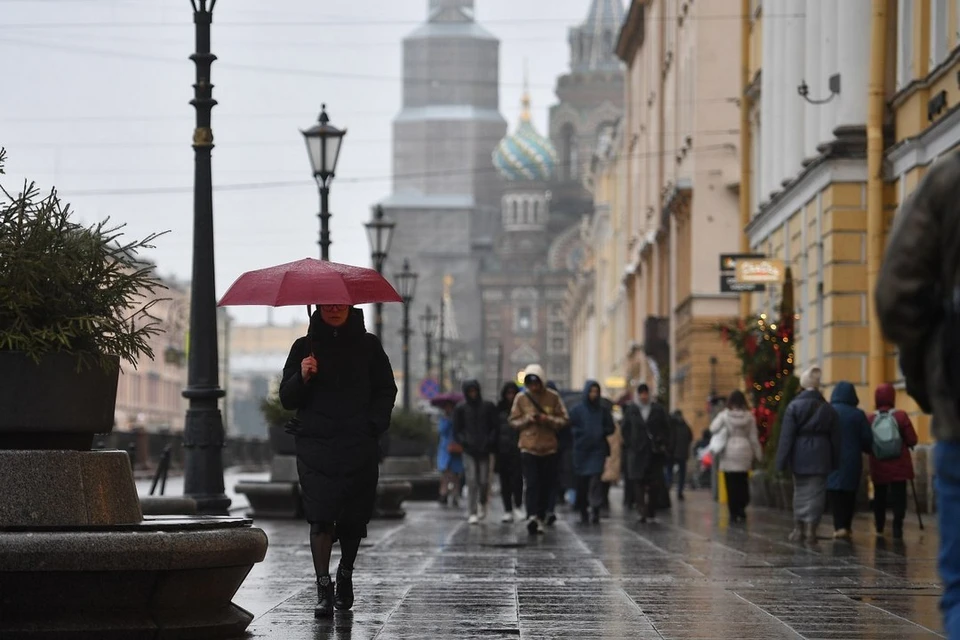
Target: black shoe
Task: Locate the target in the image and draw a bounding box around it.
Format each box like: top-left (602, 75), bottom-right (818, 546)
top-left (546, 513), bottom-right (557, 527)
top-left (334, 566), bottom-right (354, 611)
top-left (527, 517), bottom-right (540, 535)
top-left (315, 576), bottom-right (334, 618)
top-left (591, 508), bottom-right (600, 525)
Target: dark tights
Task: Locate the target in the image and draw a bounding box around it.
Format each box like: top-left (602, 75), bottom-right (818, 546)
top-left (310, 528), bottom-right (362, 578)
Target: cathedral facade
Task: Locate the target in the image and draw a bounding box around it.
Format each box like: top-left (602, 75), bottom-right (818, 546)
top-left (479, 0), bottom-right (625, 394)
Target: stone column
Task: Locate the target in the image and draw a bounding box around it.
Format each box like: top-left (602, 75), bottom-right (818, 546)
top-left (781, 0), bottom-right (806, 183)
top-left (835, 0), bottom-right (871, 129)
top-left (770, 8), bottom-right (786, 197)
top-left (803, 0), bottom-right (822, 161)
top-left (818, 0), bottom-right (839, 145)
top-left (760, 7), bottom-right (777, 199)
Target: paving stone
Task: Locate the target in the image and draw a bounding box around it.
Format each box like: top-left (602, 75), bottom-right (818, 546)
top-left (237, 490), bottom-right (946, 639)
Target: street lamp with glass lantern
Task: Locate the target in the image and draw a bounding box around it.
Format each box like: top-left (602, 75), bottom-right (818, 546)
top-left (301, 104), bottom-right (346, 261)
top-left (418, 305), bottom-right (438, 381)
top-left (364, 205), bottom-right (396, 340)
top-left (394, 260), bottom-right (419, 409)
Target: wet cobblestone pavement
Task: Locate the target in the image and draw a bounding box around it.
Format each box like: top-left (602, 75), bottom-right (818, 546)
top-left (234, 489), bottom-right (945, 639)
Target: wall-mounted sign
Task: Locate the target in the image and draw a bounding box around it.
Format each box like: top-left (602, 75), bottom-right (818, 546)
top-left (719, 253), bottom-right (766, 293)
top-left (736, 258), bottom-right (785, 284)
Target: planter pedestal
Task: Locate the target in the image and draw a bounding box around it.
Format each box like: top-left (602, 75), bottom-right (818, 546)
top-left (0, 449), bottom-right (267, 639)
top-left (381, 455), bottom-right (441, 502)
top-left (235, 454), bottom-right (303, 519)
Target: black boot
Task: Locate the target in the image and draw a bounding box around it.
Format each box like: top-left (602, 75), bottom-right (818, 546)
top-left (315, 575), bottom-right (334, 618)
top-left (334, 566), bottom-right (354, 611)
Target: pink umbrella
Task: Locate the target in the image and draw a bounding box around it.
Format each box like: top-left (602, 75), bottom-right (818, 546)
top-left (218, 258), bottom-right (402, 307)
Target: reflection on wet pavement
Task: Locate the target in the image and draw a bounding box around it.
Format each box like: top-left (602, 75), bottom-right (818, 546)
top-left (236, 490), bottom-right (945, 639)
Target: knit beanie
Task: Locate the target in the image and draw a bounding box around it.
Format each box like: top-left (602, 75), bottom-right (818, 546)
top-left (800, 366), bottom-right (822, 390)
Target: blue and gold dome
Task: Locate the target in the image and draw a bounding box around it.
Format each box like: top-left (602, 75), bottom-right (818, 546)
top-left (492, 91), bottom-right (557, 182)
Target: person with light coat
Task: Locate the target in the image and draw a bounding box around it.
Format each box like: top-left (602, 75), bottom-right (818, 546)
top-left (709, 390), bottom-right (762, 522)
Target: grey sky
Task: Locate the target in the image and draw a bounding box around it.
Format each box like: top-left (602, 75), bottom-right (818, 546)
top-left (1, 0), bottom-right (604, 326)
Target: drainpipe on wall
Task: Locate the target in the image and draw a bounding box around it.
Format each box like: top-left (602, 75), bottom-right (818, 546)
top-left (739, 0), bottom-right (752, 325)
top-left (866, 0), bottom-right (887, 392)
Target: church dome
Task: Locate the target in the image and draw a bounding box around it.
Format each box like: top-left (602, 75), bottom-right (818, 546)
top-left (492, 92), bottom-right (557, 182)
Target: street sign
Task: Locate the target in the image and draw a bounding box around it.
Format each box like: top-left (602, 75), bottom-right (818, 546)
top-left (736, 258), bottom-right (785, 284)
top-left (719, 253), bottom-right (767, 293)
top-left (419, 378), bottom-right (440, 399)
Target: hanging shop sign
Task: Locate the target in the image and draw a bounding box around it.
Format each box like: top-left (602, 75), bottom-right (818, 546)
top-left (719, 253), bottom-right (766, 293)
top-left (735, 258), bottom-right (786, 284)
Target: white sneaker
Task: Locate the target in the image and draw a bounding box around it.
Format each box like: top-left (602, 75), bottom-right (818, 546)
top-left (501, 513), bottom-right (514, 523)
top-left (468, 514), bottom-right (479, 525)
top-left (513, 508), bottom-right (525, 521)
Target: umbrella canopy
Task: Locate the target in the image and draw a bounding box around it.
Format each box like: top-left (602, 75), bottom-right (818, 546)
top-left (429, 393), bottom-right (464, 408)
top-left (218, 258), bottom-right (403, 307)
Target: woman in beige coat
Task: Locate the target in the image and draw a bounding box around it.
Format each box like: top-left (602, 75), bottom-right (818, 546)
top-left (601, 410), bottom-right (623, 509)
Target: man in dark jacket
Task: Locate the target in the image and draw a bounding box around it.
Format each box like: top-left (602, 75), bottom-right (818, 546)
top-left (454, 380), bottom-right (498, 524)
top-left (776, 366), bottom-right (841, 542)
top-left (875, 154), bottom-right (960, 637)
top-left (826, 382), bottom-right (873, 539)
top-left (280, 306), bottom-right (397, 618)
top-left (622, 383), bottom-right (670, 522)
top-left (665, 410), bottom-right (693, 501)
top-left (496, 382), bottom-right (524, 522)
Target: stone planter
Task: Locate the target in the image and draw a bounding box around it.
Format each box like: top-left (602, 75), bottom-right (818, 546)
top-left (0, 352), bottom-right (120, 450)
top-left (749, 470), bottom-right (769, 507)
top-left (0, 355), bottom-right (267, 638)
top-left (385, 435), bottom-right (434, 458)
top-left (267, 423), bottom-right (296, 457)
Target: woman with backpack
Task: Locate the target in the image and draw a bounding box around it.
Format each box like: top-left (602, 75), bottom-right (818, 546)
top-left (867, 383), bottom-right (919, 540)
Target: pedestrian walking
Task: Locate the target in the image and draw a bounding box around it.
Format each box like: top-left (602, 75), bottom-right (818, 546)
top-left (866, 383), bottom-right (919, 541)
top-left (708, 391), bottom-right (762, 522)
top-left (453, 380), bottom-right (499, 525)
top-left (601, 405), bottom-right (624, 511)
top-left (279, 306), bottom-right (397, 618)
top-left (875, 154), bottom-right (960, 638)
top-left (436, 399), bottom-right (463, 508)
top-left (622, 383), bottom-right (670, 523)
top-left (569, 380), bottom-right (615, 524)
top-left (665, 410), bottom-right (694, 501)
top-left (775, 366), bottom-right (841, 543)
top-left (495, 381), bottom-right (524, 523)
top-left (509, 364), bottom-right (570, 535)
top-left (825, 382), bottom-right (873, 540)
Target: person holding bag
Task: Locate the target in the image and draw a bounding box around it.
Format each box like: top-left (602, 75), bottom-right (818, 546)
top-left (709, 391), bottom-right (762, 522)
top-left (509, 364), bottom-right (570, 535)
top-left (436, 398), bottom-right (463, 508)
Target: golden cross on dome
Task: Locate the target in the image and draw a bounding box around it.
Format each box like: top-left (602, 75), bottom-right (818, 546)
top-left (520, 60), bottom-right (531, 123)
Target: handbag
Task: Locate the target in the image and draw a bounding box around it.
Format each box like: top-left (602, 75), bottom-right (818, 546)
top-left (447, 441), bottom-right (464, 455)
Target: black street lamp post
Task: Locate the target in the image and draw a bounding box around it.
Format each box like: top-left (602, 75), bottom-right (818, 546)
top-left (419, 305), bottom-right (438, 379)
top-left (182, 0), bottom-right (230, 515)
top-left (301, 105), bottom-right (346, 261)
top-left (395, 260), bottom-right (419, 409)
top-left (364, 205), bottom-right (396, 340)
top-left (438, 293), bottom-right (446, 393)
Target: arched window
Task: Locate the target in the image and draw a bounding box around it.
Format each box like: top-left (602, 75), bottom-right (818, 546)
top-left (533, 200), bottom-right (539, 223)
top-left (522, 199), bottom-right (529, 224)
top-left (511, 199), bottom-right (518, 224)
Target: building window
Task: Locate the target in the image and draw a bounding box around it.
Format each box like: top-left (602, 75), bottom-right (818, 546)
top-left (511, 200), bottom-right (518, 224)
top-left (898, 0), bottom-right (914, 89)
top-left (552, 338), bottom-right (564, 352)
top-left (931, 0), bottom-right (948, 68)
top-left (517, 307), bottom-right (533, 332)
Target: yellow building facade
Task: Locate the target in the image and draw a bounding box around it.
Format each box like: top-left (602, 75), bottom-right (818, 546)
top-left (740, 0), bottom-right (960, 444)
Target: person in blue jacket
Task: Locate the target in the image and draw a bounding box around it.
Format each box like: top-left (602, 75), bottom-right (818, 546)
top-left (436, 399), bottom-right (463, 507)
top-left (826, 381), bottom-right (873, 540)
top-left (570, 380), bottom-right (616, 524)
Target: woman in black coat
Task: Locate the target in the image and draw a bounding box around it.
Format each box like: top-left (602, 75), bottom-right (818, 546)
top-left (280, 305), bottom-right (397, 618)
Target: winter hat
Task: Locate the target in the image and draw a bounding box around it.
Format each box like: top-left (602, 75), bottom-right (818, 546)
top-left (800, 366), bottom-right (822, 390)
top-left (523, 363), bottom-right (547, 385)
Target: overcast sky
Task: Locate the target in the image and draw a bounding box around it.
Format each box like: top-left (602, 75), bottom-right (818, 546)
top-left (1, 0), bottom-right (607, 326)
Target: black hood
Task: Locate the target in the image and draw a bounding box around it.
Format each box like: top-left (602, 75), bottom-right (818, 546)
top-left (498, 381), bottom-right (519, 411)
top-left (308, 307), bottom-right (366, 343)
top-left (462, 379), bottom-right (482, 404)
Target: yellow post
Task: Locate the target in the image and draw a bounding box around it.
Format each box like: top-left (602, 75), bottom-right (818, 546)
top-left (866, 0), bottom-right (888, 392)
top-left (739, 0), bottom-right (753, 324)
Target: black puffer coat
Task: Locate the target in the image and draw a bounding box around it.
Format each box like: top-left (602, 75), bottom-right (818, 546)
top-left (496, 382), bottom-right (521, 457)
top-left (279, 308), bottom-right (397, 532)
top-left (775, 389), bottom-right (841, 476)
top-left (453, 380), bottom-right (498, 457)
